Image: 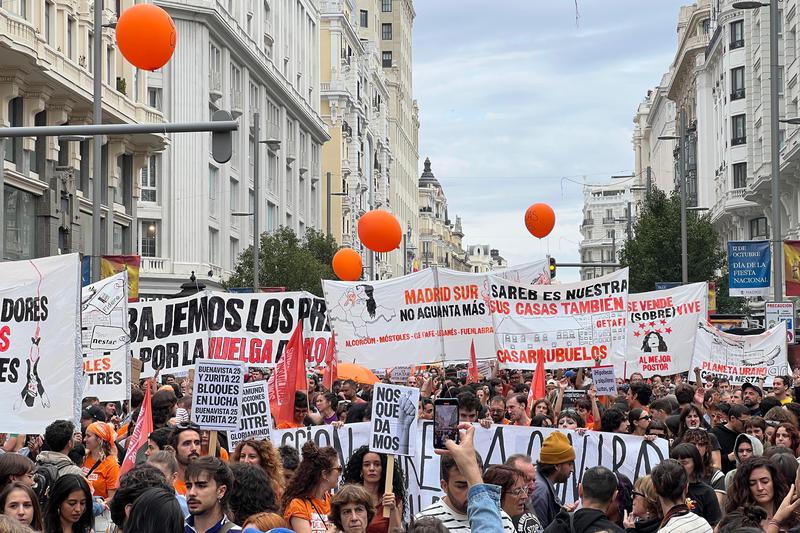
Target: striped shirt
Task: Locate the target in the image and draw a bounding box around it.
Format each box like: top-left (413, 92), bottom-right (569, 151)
top-left (658, 513), bottom-right (712, 533)
top-left (416, 499), bottom-right (516, 533)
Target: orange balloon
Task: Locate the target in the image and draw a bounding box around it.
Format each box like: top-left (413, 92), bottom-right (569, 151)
top-left (116, 4), bottom-right (176, 71)
top-left (524, 203), bottom-right (556, 239)
top-left (332, 248), bottom-right (363, 281)
top-left (358, 210), bottom-right (402, 253)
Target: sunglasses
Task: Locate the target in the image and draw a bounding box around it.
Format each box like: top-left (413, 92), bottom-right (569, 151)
top-left (175, 422), bottom-right (201, 431)
top-left (639, 415), bottom-right (652, 421)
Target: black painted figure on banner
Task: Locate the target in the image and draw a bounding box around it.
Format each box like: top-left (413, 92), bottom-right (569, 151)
top-left (641, 331), bottom-right (667, 353)
top-left (15, 324), bottom-right (50, 411)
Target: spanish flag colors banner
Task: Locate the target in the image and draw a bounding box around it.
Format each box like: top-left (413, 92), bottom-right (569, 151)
top-left (785, 242), bottom-right (800, 297)
top-left (100, 255), bottom-right (141, 301)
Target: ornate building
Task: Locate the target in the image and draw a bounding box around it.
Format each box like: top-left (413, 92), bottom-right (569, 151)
top-left (418, 158), bottom-right (469, 271)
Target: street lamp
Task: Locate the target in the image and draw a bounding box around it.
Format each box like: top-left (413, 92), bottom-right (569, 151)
top-left (734, 0), bottom-right (782, 301)
top-left (659, 116), bottom-right (692, 285)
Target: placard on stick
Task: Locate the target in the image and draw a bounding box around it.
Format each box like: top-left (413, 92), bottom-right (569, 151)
top-left (591, 366), bottom-right (617, 397)
top-left (369, 383), bottom-right (419, 456)
top-left (191, 360), bottom-right (245, 431)
top-left (228, 381), bottom-right (272, 449)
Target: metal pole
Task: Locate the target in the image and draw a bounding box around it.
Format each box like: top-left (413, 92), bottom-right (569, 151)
top-left (326, 172), bottom-right (331, 236)
top-left (627, 200), bottom-right (632, 240)
top-left (611, 230), bottom-right (616, 276)
top-left (403, 233), bottom-right (407, 275)
top-left (0, 121), bottom-right (238, 137)
top-left (253, 112), bottom-right (260, 292)
top-left (91, 0), bottom-right (103, 281)
top-left (679, 109), bottom-right (688, 284)
top-left (770, 0), bottom-right (783, 301)
top-left (646, 166), bottom-right (652, 196)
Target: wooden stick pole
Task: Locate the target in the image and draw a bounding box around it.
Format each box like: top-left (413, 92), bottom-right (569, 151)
top-left (383, 455), bottom-right (394, 518)
top-left (208, 430), bottom-right (218, 458)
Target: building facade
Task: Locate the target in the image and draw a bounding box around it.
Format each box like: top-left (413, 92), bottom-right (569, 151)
top-left (466, 245), bottom-right (507, 273)
top-left (632, 74), bottom-right (677, 194)
top-left (418, 157), bottom-right (469, 271)
top-left (140, 0), bottom-right (329, 296)
top-left (0, 1), bottom-right (164, 264)
top-left (578, 176), bottom-right (637, 280)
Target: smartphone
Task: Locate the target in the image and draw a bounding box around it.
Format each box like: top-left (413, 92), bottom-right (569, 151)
top-left (433, 398), bottom-right (460, 449)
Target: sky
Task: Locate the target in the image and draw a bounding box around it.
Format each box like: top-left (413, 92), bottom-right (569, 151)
top-left (413, 0), bottom-right (688, 282)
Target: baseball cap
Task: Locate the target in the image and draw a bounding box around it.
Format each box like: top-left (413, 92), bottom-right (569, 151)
top-left (741, 382), bottom-right (763, 397)
top-left (564, 370), bottom-right (576, 379)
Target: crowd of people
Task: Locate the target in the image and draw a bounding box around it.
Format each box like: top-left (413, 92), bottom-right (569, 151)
top-left (2, 365), bottom-right (800, 533)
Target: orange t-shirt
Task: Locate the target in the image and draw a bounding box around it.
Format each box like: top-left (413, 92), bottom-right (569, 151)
top-left (283, 495), bottom-right (331, 533)
top-left (174, 478), bottom-right (187, 495)
top-left (83, 455), bottom-right (120, 499)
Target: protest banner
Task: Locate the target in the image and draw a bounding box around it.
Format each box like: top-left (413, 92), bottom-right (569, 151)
top-left (130, 291), bottom-right (332, 377)
top-left (274, 422), bottom-right (668, 516)
top-left (489, 269), bottom-right (629, 370)
top-left (82, 271), bottom-right (129, 401)
top-left (228, 380), bottom-right (271, 448)
top-left (625, 282), bottom-right (707, 377)
top-left (691, 320), bottom-right (789, 386)
top-left (191, 360), bottom-right (245, 431)
top-left (493, 259), bottom-right (551, 285)
top-left (370, 383), bottom-right (419, 456)
top-left (0, 254), bottom-right (82, 433)
top-left (389, 367), bottom-right (411, 384)
top-left (728, 240), bottom-right (771, 297)
top-left (766, 302), bottom-right (795, 344)
top-left (785, 241), bottom-right (800, 296)
top-left (591, 366), bottom-right (617, 396)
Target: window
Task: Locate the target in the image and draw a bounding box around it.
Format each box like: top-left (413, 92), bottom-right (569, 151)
top-left (209, 165), bottom-right (218, 215)
top-left (209, 228), bottom-right (219, 265)
top-left (382, 51), bottom-right (392, 68)
top-left (359, 10), bottom-right (368, 27)
top-left (106, 45), bottom-right (113, 85)
top-left (113, 223), bottom-right (123, 254)
top-left (749, 217), bottom-right (768, 239)
top-left (382, 23), bottom-right (392, 40)
top-left (230, 177), bottom-right (239, 216)
top-left (382, 0), bottom-right (392, 11)
top-left (140, 220), bottom-right (158, 257)
top-left (141, 155), bottom-right (159, 202)
top-left (731, 20), bottom-right (744, 49)
top-left (148, 87), bottom-right (162, 110)
top-left (3, 186), bottom-right (36, 261)
top-left (733, 162), bottom-right (747, 188)
top-left (230, 238), bottom-right (239, 265)
top-left (732, 114), bottom-right (747, 145)
top-left (44, 1), bottom-right (52, 44)
top-left (731, 66), bottom-right (745, 99)
top-left (67, 17), bottom-right (75, 59)
top-left (88, 32), bottom-right (93, 72)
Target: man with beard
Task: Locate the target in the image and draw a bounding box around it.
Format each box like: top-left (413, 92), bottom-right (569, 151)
top-left (488, 396), bottom-right (510, 425)
top-left (184, 456), bottom-right (240, 533)
top-left (742, 382), bottom-right (763, 416)
top-left (169, 422), bottom-right (202, 495)
top-left (532, 432), bottom-right (576, 528)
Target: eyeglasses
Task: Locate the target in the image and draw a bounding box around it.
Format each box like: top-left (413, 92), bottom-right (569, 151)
top-left (560, 409), bottom-right (579, 417)
top-left (329, 466), bottom-right (343, 473)
top-left (639, 415), bottom-right (652, 421)
top-left (631, 490), bottom-right (645, 499)
top-left (510, 487), bottom-right (529, 497)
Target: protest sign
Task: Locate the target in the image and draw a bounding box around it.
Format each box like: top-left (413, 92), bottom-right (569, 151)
top-left (493, 259), bottom-right (551, 285)
top-left (370, 384), bottom-right (419, 456)
top-left (275, 422), bottom-right (668, 516)
top-left (0, 254), bottom-right (82, 433)
top-left (625, 282), bottom-right (707, 377)
top-left (228, 380), bottom-right (271, 448)
top-left (82, 272), bottom-right (129, 401)
top-left (560, 390), bottom-right (586, 410)
top-left (130, 291), bottom-right (333, 377)
top-left (691, 321), bottom-right (788, 386)
top-left (728, 240), bottom-right (771, 297)
top-left (191, 360), bottom-right (245, 431)
top-left (766, 302), bottom-right (795, 344)
top-left (591, 366), bottom-right (617, 396)
top-left (489, 269), bottom-right (629, 370)
top-left (389, 367), bottom-right (411, 384)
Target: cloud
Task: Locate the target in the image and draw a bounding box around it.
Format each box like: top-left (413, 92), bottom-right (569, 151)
top-left (413, 0), bottom-right (686, 281)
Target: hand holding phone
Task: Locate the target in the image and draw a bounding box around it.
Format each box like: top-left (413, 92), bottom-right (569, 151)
top-left (433, 398), bottom-right (460, 449)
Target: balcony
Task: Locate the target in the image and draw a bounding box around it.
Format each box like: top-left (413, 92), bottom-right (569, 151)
top-left (602, 217), bottom-right (616, 224)
top-left (582, 218), bottom-right (595, 226)
top-left (342, 158), bottom-right (351, 176)
top-left (731, 88), bottom-right (745, 101)
top-left (141, 257), bottom-right (173, 274)
top-left (231, 90), bottom-right (243, 116)
top-left (209, 71), bottom-right (222, 101)
top-left (299, 147), bottom-right (308, 174)
top-left (285, 139), bottom-right (296, 163)
top-left (732, 136), bottom-right (746, 146)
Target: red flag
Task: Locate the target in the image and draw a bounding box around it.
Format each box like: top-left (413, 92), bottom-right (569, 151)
top-left (322, 331), bottom-right (338, 390)
top-left (467, 339), bottom-right (480, 384)
top-left (268, 319), bottom-right (308, 427)
top-left (120, 380), bottom-right (152, 476)
top-left (528, 350), bottom-right (546, 417)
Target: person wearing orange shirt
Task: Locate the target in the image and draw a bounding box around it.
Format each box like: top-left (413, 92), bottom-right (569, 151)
top-left (82, 422), bottom-right (120, 500)
top-left (168, 422), bottom-right (202, 496)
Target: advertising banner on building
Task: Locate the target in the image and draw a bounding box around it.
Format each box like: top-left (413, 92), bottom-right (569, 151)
top-left (728, 240), bottom-right (771, 297)
top-left (489, 269), bottom-right (629, 370)
top-left (129, 291), bottom-right (333, 377)
top-left (274, 422), bottom-right (667, 516)
top-left (625, 282), bottom-right (707, 378)
top-left (0, 254), bottom-right (82, 433)
top-left (82, 271), bottom-right (130, 401)
top-left (691, 321), bottom-right (789, 386)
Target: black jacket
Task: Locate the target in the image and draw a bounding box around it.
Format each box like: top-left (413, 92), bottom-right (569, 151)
top-left (543, 508), bottom-right (624, 533)
top-left (625, 517), bottom-right (660, 533)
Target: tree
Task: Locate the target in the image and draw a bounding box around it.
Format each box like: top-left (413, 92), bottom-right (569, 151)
top-left (619, 188), bottom-right (743, 313)
top-left (224, 226), bottom-right (338, 295)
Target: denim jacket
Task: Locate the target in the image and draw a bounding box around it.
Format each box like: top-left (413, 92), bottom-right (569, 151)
top-left (467, 483), bottom-right (505, 533)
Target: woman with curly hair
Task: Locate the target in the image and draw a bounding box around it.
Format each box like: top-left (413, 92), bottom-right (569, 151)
top-left (673, 404), bottom-right (721, 469)
top-left (622, 475), bottom-right (661, 533)
top-left (342, 445), bottom-right (405, 533)
top-left (229, 463), bottom-right (278, 526)
top-left (681, 428), bottom-right (725, 491)
top-left (483, 465), bottom-right (542, 533)
top-left (770, 422), bottom-right (800, 456)
top-left (725, 455), bottom-right (789, 524)
top-left (330, 484), bottom-right (376, 533)
top-left (81, 422), bottom-right (119, 500)
top-left (530, 400), bottom-right (552, 421)
top-left (282, 441), bottom-right (341, 533)
top-left (231, 439), bottom-right (285, 498)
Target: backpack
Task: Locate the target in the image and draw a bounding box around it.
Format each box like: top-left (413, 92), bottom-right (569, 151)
top-left (32, 458), bottom-right (72, 508)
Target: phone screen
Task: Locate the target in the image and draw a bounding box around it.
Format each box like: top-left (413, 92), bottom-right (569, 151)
top-left (434, 400), bottom-right (459, 449)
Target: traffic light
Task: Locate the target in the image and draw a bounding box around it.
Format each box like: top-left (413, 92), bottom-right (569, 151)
top-left (211, 110), bottom-right (234, 164)
top-left (549, 257), bottom-right (556, 279)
